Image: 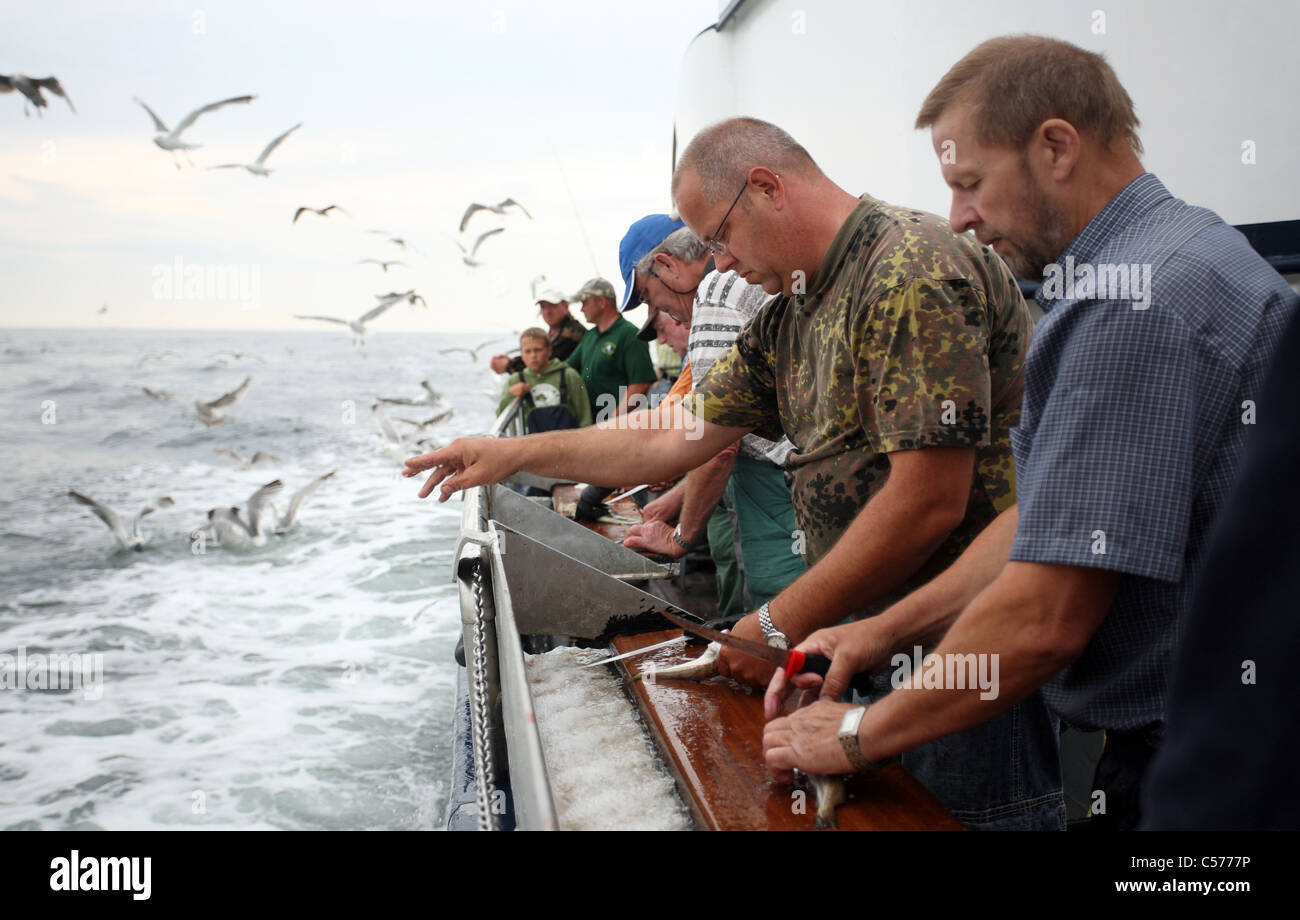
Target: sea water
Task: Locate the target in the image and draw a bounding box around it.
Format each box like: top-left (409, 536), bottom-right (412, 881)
top-left (0, 327), bottom-right (511, 829)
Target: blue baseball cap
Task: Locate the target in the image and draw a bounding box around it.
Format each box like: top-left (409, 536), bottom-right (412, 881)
top-left (618, 213), bottom-right (684, 310)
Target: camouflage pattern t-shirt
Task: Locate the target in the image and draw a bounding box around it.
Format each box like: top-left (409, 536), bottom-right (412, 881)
top-left (687, 195), bottom-right (1031, 611)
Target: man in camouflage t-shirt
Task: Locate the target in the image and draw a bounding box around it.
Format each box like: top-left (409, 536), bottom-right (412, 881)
top-left (690, 191), bottom-right (1026, 601)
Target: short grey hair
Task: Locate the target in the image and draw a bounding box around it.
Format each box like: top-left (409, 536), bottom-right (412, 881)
top-left (671, 117), bottom-right (819, 204)
top-left (634, 227), bottom-right (709, 276)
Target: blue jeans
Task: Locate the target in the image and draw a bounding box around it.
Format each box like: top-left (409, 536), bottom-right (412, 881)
top-left (855, 674), bottom-right (1065, 831)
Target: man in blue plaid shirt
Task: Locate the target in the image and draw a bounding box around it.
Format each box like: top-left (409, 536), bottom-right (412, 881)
top-left (763, 35), bottom-right (1297, 829)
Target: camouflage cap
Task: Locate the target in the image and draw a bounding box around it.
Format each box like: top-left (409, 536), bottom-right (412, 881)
top-left (568, 277), bottom-right (617, 303)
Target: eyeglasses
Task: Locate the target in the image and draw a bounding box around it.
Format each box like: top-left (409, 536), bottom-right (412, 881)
top-left (703, 177), bottom-right (750, 257)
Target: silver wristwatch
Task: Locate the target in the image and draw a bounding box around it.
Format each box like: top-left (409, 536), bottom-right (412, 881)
top-left (758, 602), bottom-right (790, 649)
top-left (671, 523), bottom-right (692, 550)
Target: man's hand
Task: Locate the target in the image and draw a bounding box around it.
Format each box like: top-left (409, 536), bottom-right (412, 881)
top-left (715, 613), bottom-right (777, 687)
top-left (623, 521), bottom-right (686, 558)
top-left (403, 438), bottom-right (521, 500)
top-left (488, 354), bottom-right (511, 374)
top-left (763, 700), bottom-right (856, 783)
top-left (640, 486), bottom-right (684, 525)
top-left (508, 381), bottom-right (530, 397)
top-left (764, 619), bottom-right (892, 720)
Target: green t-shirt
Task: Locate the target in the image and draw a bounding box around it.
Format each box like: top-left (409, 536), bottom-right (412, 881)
top-left (565, 316), bottom-right (656, 420)
top-left (687, 194), bottom-right (1032, 612)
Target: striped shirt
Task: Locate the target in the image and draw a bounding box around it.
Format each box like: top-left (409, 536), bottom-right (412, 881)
top-left (689, 270), bottom-right (792, 465)
top-left (1011, 173), bottom-right (1298, 731)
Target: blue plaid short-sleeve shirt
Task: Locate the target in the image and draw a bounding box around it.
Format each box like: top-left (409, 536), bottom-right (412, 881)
top-left (1010, 173), bottom-right (1297, 731)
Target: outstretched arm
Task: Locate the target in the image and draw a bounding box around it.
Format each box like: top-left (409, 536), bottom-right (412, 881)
top-left (403, 409), bottom-right (749, 501)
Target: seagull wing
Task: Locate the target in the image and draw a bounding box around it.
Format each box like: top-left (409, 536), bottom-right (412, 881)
top-left (213, 447), bottom-right (245, 464)
top-left (470, 226), bottom-right (505, 258)
top-left (34, 77), bottom-right (74, 113)
top-left (133, 97), bottom-right (169, 133)
top-left (69, 491), bottom-right (131, 548)
top-left (277, 471), bottom-right (335, 531)
top-left (322, 205), bottom-right (350, 217)
top-left (254, 122), bottom-right (301, 165)
top-left (292, 207), bottom-right (309, 224)
top-left (173, 94), bottom-right (255, 137)
top-left (0, 76), bottom-right (13, 94)
top-left (142, 386), bottom-right (186, 402)
top-left (294, 314), bottom-right (349, 327)
top-left (205, 375), bottom-right (252, 409)
top-left (459, 203), bottom-right (487, 233)
top-left (132, 496), bottom-right (174, 541)
top-left (371, 404), bottom-right (405, 446)
top-left (248, 451), bottom-right (280, 466)
top-left (358, 298), bottom-right (399, 325)
top-left (245, 480), bottom-right (285, 537)
top-left (499, 198), bottom-right (532, 220)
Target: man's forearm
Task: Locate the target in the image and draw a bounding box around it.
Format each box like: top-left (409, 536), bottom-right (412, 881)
top-left (513, 413), bottom-right (745, 487)
top-left (867, 505), bottom-right (1020, 653)
top-left (615, 382), bottom-right (652, 416)
top-left (769, 477), bottom-right (967, 641)
top-left (856, 561), bottom-right (1117, 763)
top-left (676, 448), bottom-right (737, 543)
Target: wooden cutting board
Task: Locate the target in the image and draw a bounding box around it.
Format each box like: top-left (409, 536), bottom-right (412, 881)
top-left (612, 629), bottom-right (965, 831)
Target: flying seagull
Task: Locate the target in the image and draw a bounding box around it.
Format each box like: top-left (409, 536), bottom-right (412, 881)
top-left (357, 259), bottom-right (406, 273)
top-left (459, 198), bottom-right (532, 232)
top-left (395, 408), bottom-right (454, 430)
top-left (270, 471), bottom-right (336, 534)
top-left (198, 481), bottom-right (284, 548)
top-left (376, 380), bottom-right (442, 407)
top-left (134, 94), bottom-right (255, 169)
top-left (137, 350), bottom-right (181, 368)
top-left (142, 375), bottom-right (253, 426)
top-left (1, 75), bottom-right (75, 117)
top-left (375, 289), bottom-right (427, 310)
top-left (453, 227), bottom-right (504, 267)
top-left (529, 275), bottom-right (547, 299)
top-left (293, 299), bottom-right (400, 346)
top-left (438, 338), bottom-right (510, 362)
top-left (209, 350), bottom-right (266, 364)
top-left (97, 304), bottom-right (109, 315)
top-left (208, 122), bottom-right (302, 176)
top-left (213, 447), bottom-right (280, 469)
top-left (68, 491), bottom-right (173, 551)
top-left (365, 230), bottom-right (418, 252)
top-left (293, 204), bottom-right (350, 224)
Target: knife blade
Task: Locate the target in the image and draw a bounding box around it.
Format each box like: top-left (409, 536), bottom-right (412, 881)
top-left (606, 483), bottom-right (650, 505)
top-left (579, 635), bottom-right (686, 668)
top-left (656, 608), bottom-right (832, 680)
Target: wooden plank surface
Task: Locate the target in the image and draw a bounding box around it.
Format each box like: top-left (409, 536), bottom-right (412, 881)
top-left (552, 483), bottom-right (644, 546)
top-left (612, 629), bottom-right (965, 831)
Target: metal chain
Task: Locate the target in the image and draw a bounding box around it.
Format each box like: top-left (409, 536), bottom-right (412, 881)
top-left (469, 557), bottom-right (498, 831)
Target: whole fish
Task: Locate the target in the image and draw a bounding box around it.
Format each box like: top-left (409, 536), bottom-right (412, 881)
top-left (635, 640), bottom-right (848, 829)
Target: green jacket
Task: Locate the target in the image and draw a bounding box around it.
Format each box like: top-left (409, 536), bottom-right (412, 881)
top-left (497, 358), bottom-right (592, 427)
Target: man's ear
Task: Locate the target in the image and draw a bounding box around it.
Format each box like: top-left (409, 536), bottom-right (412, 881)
top-left (747, 166), bottom-right (784, 205)
top-left (1036, 118), bottom-right (1080, 182)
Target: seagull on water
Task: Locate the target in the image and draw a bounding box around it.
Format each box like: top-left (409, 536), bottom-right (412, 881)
top-left (208, 122), bottom-right (302, 176)
top-left (357, 259), bottom-right (406, 273)
top-left (453, 227), bottom-right (504, 267)
top-left (134, 94), bottom-right (254, 169)
top-left (269, 471), bottom-right (336, 534)
top-left (293, 204), bottom-right (350, 224)
top-left (459, 198), bottom-right (531, 232)
top-left (293, 298), bottom-right (401, 346)
top-left (142, 375), bottom-right (253, 426)
top-left (1, 75), bottom-right (75, 117)
top-left (198, 481), bottom-right (283, 548)
top-left (68, 492), bottom-right (173, 551)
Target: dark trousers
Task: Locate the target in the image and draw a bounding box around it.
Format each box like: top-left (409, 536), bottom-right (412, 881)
top-left (1089, 724), bottom-right (1163, 831)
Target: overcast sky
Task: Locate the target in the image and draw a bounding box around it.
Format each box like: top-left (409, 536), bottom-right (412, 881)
top-left (0, 0), bottom-right (720, 333)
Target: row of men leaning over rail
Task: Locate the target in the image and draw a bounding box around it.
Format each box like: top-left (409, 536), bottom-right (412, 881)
top-left (409, 35), bottom-right (1300, 831)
